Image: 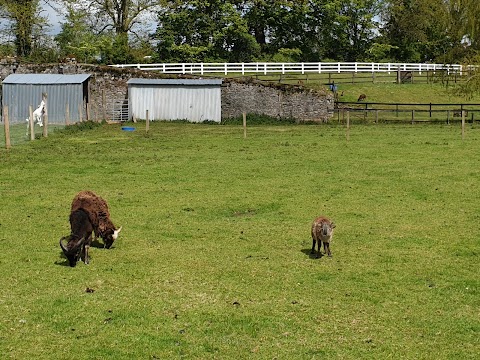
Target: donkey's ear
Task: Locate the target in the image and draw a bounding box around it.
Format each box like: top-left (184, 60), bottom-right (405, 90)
top-left (331, 222), bottom-right (336, 228)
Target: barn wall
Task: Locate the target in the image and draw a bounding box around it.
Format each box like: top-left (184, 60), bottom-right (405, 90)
top-left (129, 85), bottom-right (221, 122)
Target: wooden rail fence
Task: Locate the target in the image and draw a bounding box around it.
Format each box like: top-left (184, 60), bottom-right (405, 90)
top-left (335, 102), bottom-right (480, 124)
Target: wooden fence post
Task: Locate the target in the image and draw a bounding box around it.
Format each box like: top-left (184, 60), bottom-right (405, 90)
top-left (447, 110), bottom-right (450, 125)
top-left (243, 112), bottom-right (247, 139)
top-left (375, 110), bottom-right (379, 124)
top-left (42, 93), bottom-right (48, 138)
top-left (462, 110), bottom-right (465, 140)
top-left (146, 110), bottom-right (149, 133)
top-left (79, 102), bottom-right (83, 122)
top-left (29, 105), bottom-right (34, 140)
top-left (4, 106), bottom-right (11, 149)
top-left (94, 103), bottom-right (98, 122)
top-left (66, 103), bottom-right (70, 125)
top-left (346, 110), bottom-right (350, 141)
top-left (86, 103), bottom-right (91, 122)
top-left (411, 110), bottom-right (415, 125)
top-left (102, 89), bottom-right (106, 121)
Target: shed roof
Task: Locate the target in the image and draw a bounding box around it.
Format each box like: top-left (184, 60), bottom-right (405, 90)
top-left (3, 74), bottom-right (91, 84)
top-left (127, 78), bottom-right (222, 86)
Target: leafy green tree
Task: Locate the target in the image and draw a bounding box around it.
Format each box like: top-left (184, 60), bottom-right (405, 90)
top-left (337, 0), bottom-right (380, 61)
top-left (55, 5), bottom-right (99, 62)
top-left (306, 0), bottom-right (344, 61)
top-left (444, 0), bottom-right (480, 61)
top-left (444, 1), bottom-right (480, 97)
top-left (0, 0), bottom-right (48, 57)
top-left (264, 1), bottom-right (310, 57)
top-left (238, 0), bottom-right (379, 62)
top-left (55, 0), bottom-right (161, 64)
top-left (239, 0), bottom-right (333, 61)
top-left (59, 0), bottom-right (162, 36)
top-left (237, 0), bottom-right (269, 52)
top-left (380, 0), bottom-right (449, 62)
top-left (155, 1), bottom-right (259, 62)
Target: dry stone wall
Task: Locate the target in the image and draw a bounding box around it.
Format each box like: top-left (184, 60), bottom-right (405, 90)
top-left (222, 79), bottom-right (334, 122)
top-left (0, 62), bottom-right (334, 123)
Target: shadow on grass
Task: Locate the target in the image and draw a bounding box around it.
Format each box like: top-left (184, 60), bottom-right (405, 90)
top-left (301, 248), bottom-right (324, 259)
top-left (55, 239), bottom-right (115, 266)
top-left (91, 239), bottom-right (105, 248)
top-left (55, 257), bottom-right (71, 267)
top-left (55, 251), bottom-right (98, 267)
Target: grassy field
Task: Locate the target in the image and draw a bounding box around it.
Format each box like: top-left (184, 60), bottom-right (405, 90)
top-left (0, 121), bottom-right (479, 359)
top-left (245, 72), bottom-right (480, 104)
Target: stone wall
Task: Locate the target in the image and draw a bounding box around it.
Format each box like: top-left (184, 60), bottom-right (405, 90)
top-left (0, 62), bottom-right (334, 123)
top-left (222, 79), bottom-right (334, 122)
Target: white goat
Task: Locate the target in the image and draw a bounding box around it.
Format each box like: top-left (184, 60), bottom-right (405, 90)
top-left (25, 100), bottom-right (45, 135)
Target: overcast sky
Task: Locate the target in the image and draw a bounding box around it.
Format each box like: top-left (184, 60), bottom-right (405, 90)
top-left (42, 2), bottom-right (63, 35)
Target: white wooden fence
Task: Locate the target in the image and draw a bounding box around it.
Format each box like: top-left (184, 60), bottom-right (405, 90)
top-left (110, 62), bottom-right (464, 75)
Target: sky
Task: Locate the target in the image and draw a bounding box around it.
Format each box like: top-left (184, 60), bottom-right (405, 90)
top-left (42, 2), bottom-right (63, 35)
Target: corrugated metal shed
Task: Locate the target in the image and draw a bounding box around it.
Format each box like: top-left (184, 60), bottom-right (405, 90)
top-left (127, 78), bottom-right (222, 123)
top-left (2, 74), bottom-right (91, 124)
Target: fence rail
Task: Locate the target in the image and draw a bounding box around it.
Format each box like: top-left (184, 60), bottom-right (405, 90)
top-left (335, 101), bottom-right (480, 124)
top-left (110, 62), bottom-right (464, 75)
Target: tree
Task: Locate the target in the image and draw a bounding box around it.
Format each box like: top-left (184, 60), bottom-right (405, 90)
top-left (155, 1), bottom-right (259, 62)
top-left (57, 0), bottom-right (162, 35)
top-left (238, 0), bottom-right (380, 62)
top-left (0, 0), bottom-right (48, 57)
top-left (337, 0), bottom-right (380, 61)
top-left (55, 0), bottom-right (162, 63)
top-left (55, 5), bottom-right (100, 62)
top-left (240, 0), bottom-right (325, 61)
top-left (380, 0), bottom-right (450, 62)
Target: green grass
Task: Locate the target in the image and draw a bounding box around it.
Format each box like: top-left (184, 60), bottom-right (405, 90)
top-left (333, 82), bottom-right (480, 104)
top-left (0, 123), bottom-right (66, 148)
top-left (0, 122), bottom-right (479, 359)
top-left (238, 72), bottom-right (480, 104)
